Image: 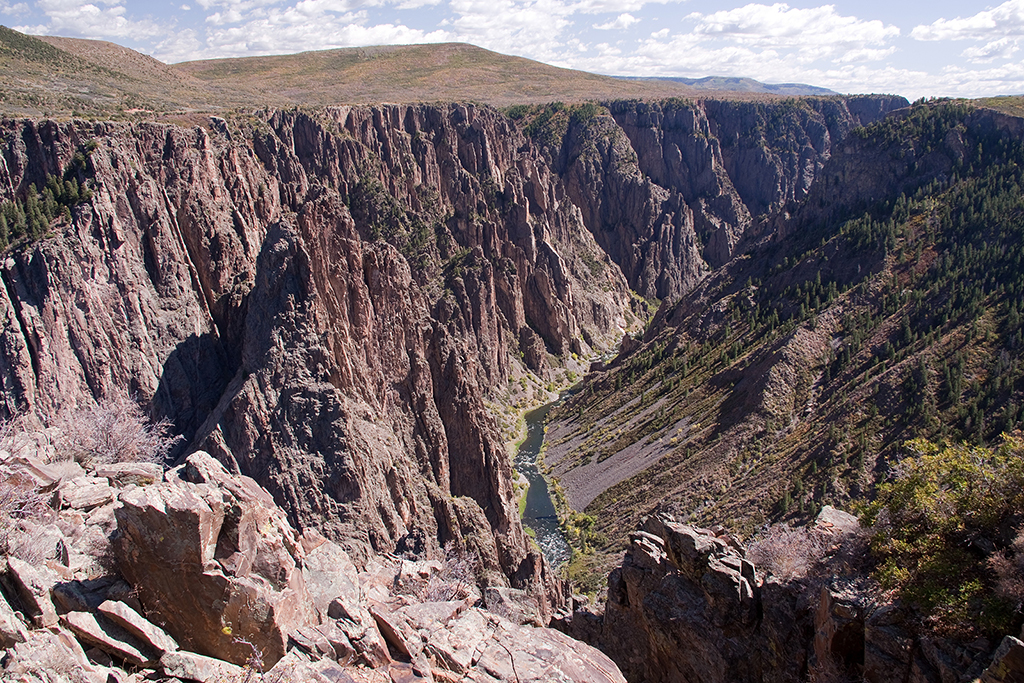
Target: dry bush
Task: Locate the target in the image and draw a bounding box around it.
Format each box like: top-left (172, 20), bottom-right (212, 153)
top-left (747, 524), bottom-right (830, 581)
top-left (420, 543), bottom-right (479, 603)
top-left (49, 395), bottom-right (173, 467)
top-left (990, 529), bottom-right (1024, 611)
top-left (0, 471), bottom-right (50, 555)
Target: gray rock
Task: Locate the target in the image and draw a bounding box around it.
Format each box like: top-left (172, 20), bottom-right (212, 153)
top-left (302, 533), bottom-right (361, 621)
top-left (160, 650), bottom-right (245, 682)
top-left (979, 636), bottom-right (1024, 683)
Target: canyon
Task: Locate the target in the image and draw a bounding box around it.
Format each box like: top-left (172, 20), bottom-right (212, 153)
top-left (2, 51), bottom-right (1024, 681)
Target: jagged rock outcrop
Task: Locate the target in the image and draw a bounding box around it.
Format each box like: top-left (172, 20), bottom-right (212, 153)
top-left (0, 432), bottom-right (627, 683)
top-left (115, 452), bottom-right (313, 667)
top-left (0, 106), bottom-right (632, 592)
top-left (570, 515), bottom-right (810, 683)
top-left (569, 511), bottom-right (1003, 683)
top-left (558, 97), bottom-right (908, 299)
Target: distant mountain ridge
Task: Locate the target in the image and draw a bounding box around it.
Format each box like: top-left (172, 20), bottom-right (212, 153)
top-left (3, 25), bottom-right (846, 118)
top-left (620, 75), bottom-right (838, 97)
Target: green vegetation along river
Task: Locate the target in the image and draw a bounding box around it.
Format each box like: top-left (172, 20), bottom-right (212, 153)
top-left (516, 402), bottom-right (571, 567)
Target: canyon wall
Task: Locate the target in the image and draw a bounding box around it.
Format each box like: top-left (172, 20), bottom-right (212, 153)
top-left (0, 96), bottom-right (907, 594)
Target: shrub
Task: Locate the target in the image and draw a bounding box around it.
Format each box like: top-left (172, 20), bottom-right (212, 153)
top-left (422, 543), bottom-right (478, 602)
top-left (747, 524), bottom-right (830, 580)
top-left (0, 470), bottom-right (50, 556)
top-left (50, 395), bottom-right (173, 468)
top-left (859, 434), bottom-right (1024, 637)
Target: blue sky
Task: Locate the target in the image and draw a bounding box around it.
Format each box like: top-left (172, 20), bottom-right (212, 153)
top-left (2, 0), bottom-right (1022, 99)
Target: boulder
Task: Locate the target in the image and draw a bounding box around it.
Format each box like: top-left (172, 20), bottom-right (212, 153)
top-left (0, 585), bottom-right (28, 647)
top-left (61, 610), bottom-right (156, 668)
top-left (98, 599), bottom-right (179, 655)
top-left (302, 533), bottom-right (361, 621)
top-left (483, 586), bottom-right (541, 625)
top-left (160, 650), bottom-right (245, 682)
top-left (5, 555), bottom-right (60, 627)
top-left (431, 608), bottom-right (625, 682)
top-left (980, 636), bottom-right (1024, 683)
top-left (59, 476), bottom-right (115, 510)
top-left (1, 625), bottom-right (103, 683)
top-left (114, 452), bottom-right (313, 667)
top-left (52, 577), bottom-right (117, 614)
top-left (93, 462), bottom-right (163, 487)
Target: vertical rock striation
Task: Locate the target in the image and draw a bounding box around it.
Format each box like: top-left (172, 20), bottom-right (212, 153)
top-left (0, 96), bottom-right (907, 597)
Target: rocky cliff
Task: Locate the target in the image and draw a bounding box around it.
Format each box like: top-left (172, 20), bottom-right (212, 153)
top-left (0, 94), bottom-right (913, 614)
top-left (0, 95), bottom-right (908, 601)
top-left (556, 97), bottom-right (907, 299)
top-left (0, 105), bottom-right (635, 597)
top-left (567, 511), bottom-right (1013, 683)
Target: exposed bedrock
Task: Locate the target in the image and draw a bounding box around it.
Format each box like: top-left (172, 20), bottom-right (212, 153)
top-left (0, 96), bottom-right (907, 596)
top-left (559, 96), bottom-right (907, 300)
top-left (0, 106), bottom-right (631, 600)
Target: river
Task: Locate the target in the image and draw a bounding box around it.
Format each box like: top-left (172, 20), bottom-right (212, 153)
top-left (515, 401), bottom-right (572, 568)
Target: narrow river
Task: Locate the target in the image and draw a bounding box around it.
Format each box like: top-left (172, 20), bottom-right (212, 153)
top-left (515, 402), bottom-right (572, 568)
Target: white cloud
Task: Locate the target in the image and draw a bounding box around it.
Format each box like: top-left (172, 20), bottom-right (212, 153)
top-left (593, 12), bottom-right (638, 30)
top-left (568, 0), bottom-right (680, 14)
top-left (447, 0), bottom-right (575, 61)
top-left (912, 0), bottom-right (1024, 41)
top-left (834, 46), bottom-right (896, 63)
top-left (0, 1), bottom-right (30, 14)
top-left (689, 3), bottom-right (899, 52)
top-left (963, 37), bottom-right (1019, 63)
top-left (169, 16), bottom-right (448, 60)
top-left (393, 0), bottom-right (442, 9)
top-left (19, 0), bottom-right (163, 38)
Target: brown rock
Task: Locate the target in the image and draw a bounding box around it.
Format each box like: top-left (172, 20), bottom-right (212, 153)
top-left (369, 603), bottom-right (418, 659)
top-left (315, 620), bottom-right (358, 664)
top-left (575, 515), bottom-right (805, 683)
top-left (6, 555), bottom-right (59, 628)
top-left (1, 625), bottom-right (101, 683)
top-left (98, 599), bottom-right (179, 655)
top-left (0, 585), bottom-right (28, 647)
top-left (93, 462), bottom-right (163, 487)
top-left (61, 610), bottom-right (156, 668)
top-left (289, 624), bottom-right (337, 661)
top-left (114, 452), bottom-right (313, 667)
top-left (265, 650), bottom-right (336, 683)
top-left (51, 577), bottom-right (117, 614)
top-left (59, 476), bottom-right (115, 510)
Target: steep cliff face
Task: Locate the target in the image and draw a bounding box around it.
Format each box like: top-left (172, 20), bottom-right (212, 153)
top-left (557, 97), bottom-right (908, 299)
top-left (0, 95), bottom-right (911, 599)
top-left (0, 105), bottom-right (631, 594)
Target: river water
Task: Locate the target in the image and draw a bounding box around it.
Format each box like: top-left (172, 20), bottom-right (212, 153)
top-left (515, 402), bottom-right (572, 568)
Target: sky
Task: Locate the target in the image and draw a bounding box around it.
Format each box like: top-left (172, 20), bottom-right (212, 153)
top-left (2, 0), bottom-right (1023, 100)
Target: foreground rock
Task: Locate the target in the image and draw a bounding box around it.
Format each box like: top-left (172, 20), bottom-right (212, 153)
top-left (1, 441), bottom-right (626, 683)
top-left (114, 452), bottom-right (313, 667)
top-left (568, 511), bottom-right (1004, 683)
